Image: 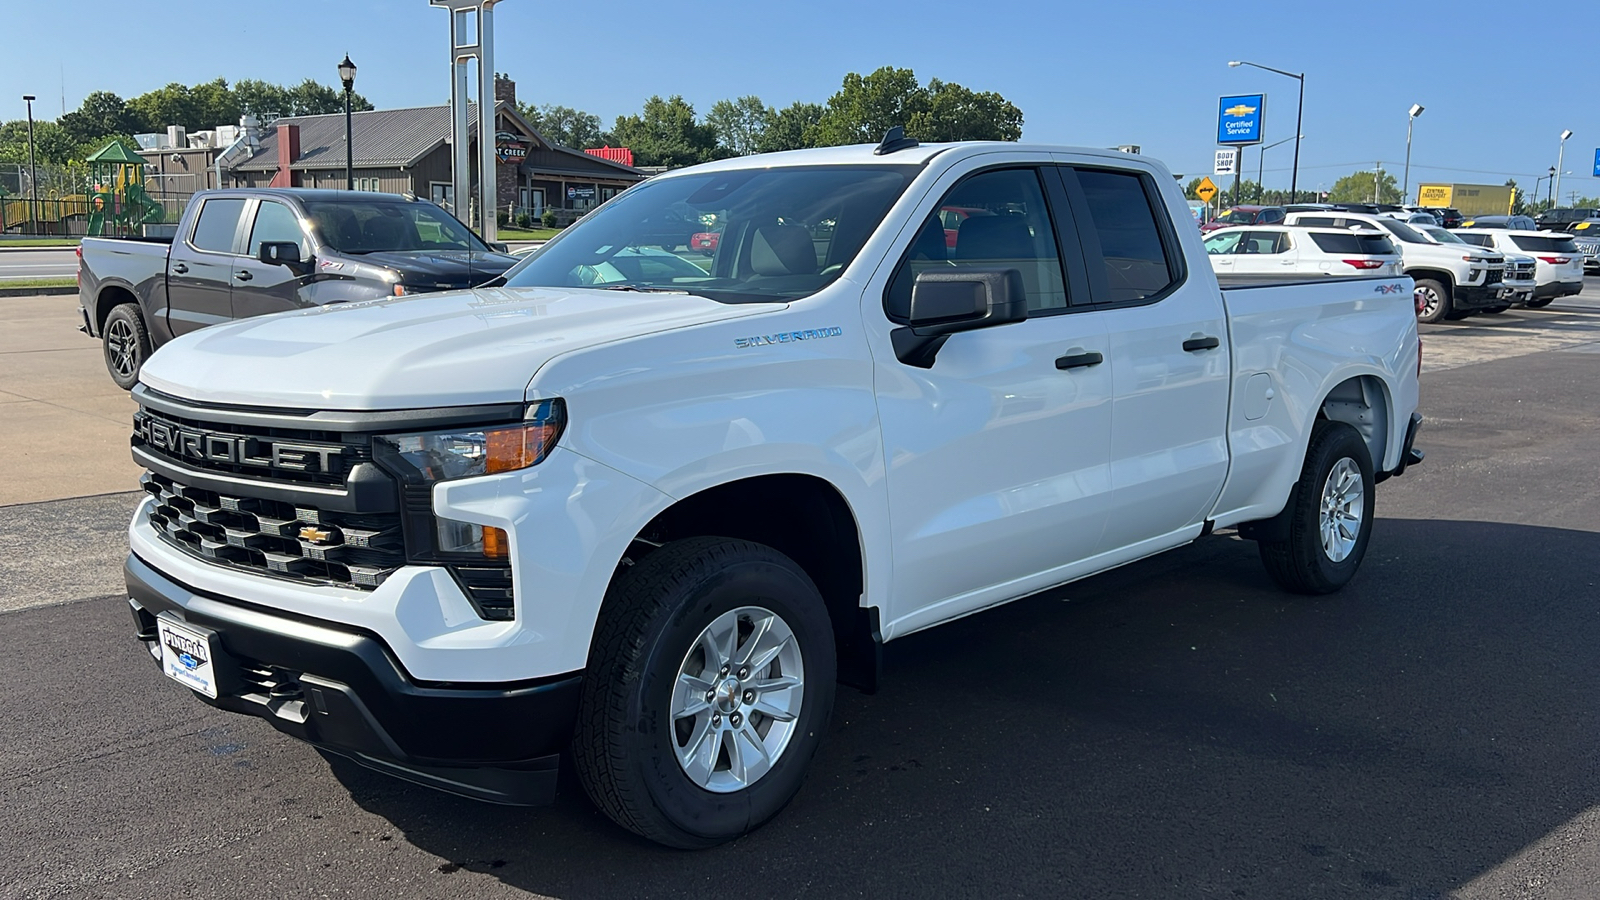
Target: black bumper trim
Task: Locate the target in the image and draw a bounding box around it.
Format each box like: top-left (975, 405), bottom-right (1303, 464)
top-left (125, 553), bottom-right (581, 806)
top-left (1532, 281), bottom-right (1585, 300)
top-left (1378, 412), bottom-right (1425, 483)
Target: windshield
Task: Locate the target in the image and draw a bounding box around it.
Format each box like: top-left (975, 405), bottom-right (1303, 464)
top-left (503, 165), bottom-right (916, 303)
top-left (1216, 209), bottom-right (1257, 224)
top-left (1374, 219), bottom-right (1426, 244)
top-left (305, 200), bottom-right (488, 253)
top-left (1419, 226), bottom-right (1465, 244)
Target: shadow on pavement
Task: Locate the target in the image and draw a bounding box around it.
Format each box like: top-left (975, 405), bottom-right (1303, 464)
top-left (327, 518), bottom-right (1600, 899)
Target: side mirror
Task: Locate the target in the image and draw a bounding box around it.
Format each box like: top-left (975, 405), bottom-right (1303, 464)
top-left (489, 242), bottom-right (510, 254)
top-left (258, 241), bottom-right (302, 267)
top-left (892, 268), bottom-right (1028, 368)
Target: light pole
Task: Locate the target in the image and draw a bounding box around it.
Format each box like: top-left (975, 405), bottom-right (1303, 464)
top-left (1546, 165), bottom-right (1557, 208)
top-left (338, 55), bottom-right (357, 191)
top-left (1403, 103), bottom-right (1424, 204)
top-left (1554, 129), bottom-right (1572, 210)
top-left (22, 94), bottom-right (37, 234)
top-left (1257, 134), bottom-right (1300, 202)
top-left (1229, 60), bottom-right (1304, 203)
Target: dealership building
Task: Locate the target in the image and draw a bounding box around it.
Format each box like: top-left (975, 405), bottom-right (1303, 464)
top-left (213, 77), bottom-right (642, 220)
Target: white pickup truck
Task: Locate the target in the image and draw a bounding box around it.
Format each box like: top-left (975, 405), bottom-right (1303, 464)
top-left (123, 135), bottom-right (1424, 848)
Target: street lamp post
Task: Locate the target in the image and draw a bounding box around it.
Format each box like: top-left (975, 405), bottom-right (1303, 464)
top-left (1403, 104), bottom-right (1424, 204)
top-left (22, 94), bottom-right (37, 234)
top-left (1546, 166), bottom-right (1557, 208)
top-left (1553, 129), bottom-right (1572, 210)
top-left (1257, 134), bottom-right (1300, 202)
top-left (338, 55), bottom-right (357, 191)
top-left (1229, 60), bottom-right (1304, 204)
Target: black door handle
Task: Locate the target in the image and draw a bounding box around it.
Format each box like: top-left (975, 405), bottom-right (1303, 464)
top-left (171, 263), bottom-right (188, 275)
top-left (1055, 351), bottom-right (1104, 370)
top-left (1183, 336), bottom-right (1221, 352)
top-left (234, 270), bottom-right (253, 281)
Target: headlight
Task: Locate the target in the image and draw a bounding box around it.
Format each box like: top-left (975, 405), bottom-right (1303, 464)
top-left (374, 399), bottom-right (566, 558)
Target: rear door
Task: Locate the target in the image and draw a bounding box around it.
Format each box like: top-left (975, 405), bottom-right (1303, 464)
top-left (229, 197), bottom-right (317, 320)
top-left (165, 196), bottom-right (247, 336)
top-left (1054, 162), bottom-right (1231, 555)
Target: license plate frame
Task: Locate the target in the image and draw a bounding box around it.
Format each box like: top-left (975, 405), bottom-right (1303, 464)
top-left (156, 613), bottom-right (221, 699)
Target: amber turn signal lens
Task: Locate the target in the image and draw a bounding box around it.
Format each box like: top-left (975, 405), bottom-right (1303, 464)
top-left (485, 423), bottom-right (563, 473)
top-left (482, 526), bottom-right (510, 559)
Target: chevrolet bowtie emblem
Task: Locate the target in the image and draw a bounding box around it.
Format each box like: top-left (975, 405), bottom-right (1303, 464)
top-left (1225, 104), bottom-right (1257, 117)
top-left (299, 526), bottom-right (334, 544)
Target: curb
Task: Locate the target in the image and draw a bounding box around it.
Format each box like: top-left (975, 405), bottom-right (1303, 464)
top-left (0, 286), bottom-right (76, 298)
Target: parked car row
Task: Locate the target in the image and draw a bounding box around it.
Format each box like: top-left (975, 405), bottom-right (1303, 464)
top-left (1202, 210), bottom-right (1586, 322)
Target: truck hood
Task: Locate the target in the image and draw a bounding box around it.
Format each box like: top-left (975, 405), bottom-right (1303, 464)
top-left (354, 249), bottom-right (520, 289)
top-left (138, 286), bottom-right (778, 409)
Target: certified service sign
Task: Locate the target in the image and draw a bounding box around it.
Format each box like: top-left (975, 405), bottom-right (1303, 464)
top-left (1218, 94), bottom-right (1266, 145)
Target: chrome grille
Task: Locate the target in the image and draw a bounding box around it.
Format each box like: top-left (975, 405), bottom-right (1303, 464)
top-left (143, 472), bottom-right (404, 590)
top-left (133, 405), bottom-right (369, 487)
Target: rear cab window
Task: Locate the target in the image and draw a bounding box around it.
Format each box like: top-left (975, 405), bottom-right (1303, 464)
top-left (190, 198), bottom-right (247, 253)
top-left (1063, 167), bottom-right (1181, 303)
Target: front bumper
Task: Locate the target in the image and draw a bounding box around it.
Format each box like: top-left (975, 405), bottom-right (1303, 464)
top-left (1453, 282), bottom-right (1507, 310)
top-left (126, 552), bottom-right (582, 805)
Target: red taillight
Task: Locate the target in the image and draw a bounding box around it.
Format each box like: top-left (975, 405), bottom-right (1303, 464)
top-left (75, 245), bottom-right (82, 288)
top-left (1538, 256), bottom-right (1572, 264)
top-left (1343, 259), bottom-right (1385, 269)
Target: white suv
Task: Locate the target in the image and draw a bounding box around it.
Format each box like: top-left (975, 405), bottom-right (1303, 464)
top-left (1412, 225), bottom-right (1533, 310)
top-left (1451, 230), bottom-right (1585, 308)
top-left (1204, 225), bottom-right (1400, 278)
top-left (1285, 212), bottom-right (1506, 323)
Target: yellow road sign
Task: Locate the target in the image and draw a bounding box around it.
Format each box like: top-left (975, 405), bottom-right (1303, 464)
top-left (1196, 177), bottom-right (1219, 203)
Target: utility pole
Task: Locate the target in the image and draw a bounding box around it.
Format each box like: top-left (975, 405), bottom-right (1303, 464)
top-left (1373, 161), bottom-right (1383, 204)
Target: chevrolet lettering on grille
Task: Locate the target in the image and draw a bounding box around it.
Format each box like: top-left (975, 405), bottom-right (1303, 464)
top-left (133, 411), bottom-right (347, 475)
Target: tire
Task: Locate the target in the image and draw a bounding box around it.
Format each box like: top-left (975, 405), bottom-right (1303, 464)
top-left (1413, 279), bottom-right (1451, 324)
top-left (1525, 296), bottom-right (1554, 309)
top-left (571, 537), bottom-right (837, 849)
top-left (1258, 420), bottom-right (1376, 595)
top-left (101, 303), bottom-right (151, 391)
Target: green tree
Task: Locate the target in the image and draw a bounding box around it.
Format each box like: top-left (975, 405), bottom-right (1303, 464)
top-left (705, 95), bottom-right (771, 157)
top-left (607, 95), bottom-right (719, 168)
top-left (233, 79), bottom-right (294, 119)
top-left (813, 67), bottom-right (927, 147)
top-left (519, 103), bottom-right (603, 149)
top-left (812, 67), bottom-right (1024, 147)
top-left (128, 83), bottom-right (200, 133)
top-left (909, 79), bottom-right (1023, 142)
top-left (0, 119), bottom-right (93, 165)
top-left (284, 79), bottom-right (372, 116)
top-left (1329, 169), bottom-right (1400, 204)
top-left (757, 101), bottom-right (823, 153)
top-left (58, 91), bottom-right (140, 144)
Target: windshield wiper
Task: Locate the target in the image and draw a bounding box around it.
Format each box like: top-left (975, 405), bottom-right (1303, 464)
top-left (603, 285), bottom-right (690, 294)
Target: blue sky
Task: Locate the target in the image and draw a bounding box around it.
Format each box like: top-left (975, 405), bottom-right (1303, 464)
top-left (5, 0), bottom-right (1596, 200)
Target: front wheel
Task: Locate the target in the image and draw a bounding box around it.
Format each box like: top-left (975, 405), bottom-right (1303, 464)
top-left (1257, 420), bottom-right (1376, 595)
top-left (101, 303), bottom-right (151, 391)
top-left (1414, 279), bottom-right (1451, 324)
top-left (572, 537), bottom-right (836, 848)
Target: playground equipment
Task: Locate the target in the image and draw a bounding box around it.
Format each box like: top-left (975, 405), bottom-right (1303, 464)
top-left (85, 140), bottom-right (164, 237)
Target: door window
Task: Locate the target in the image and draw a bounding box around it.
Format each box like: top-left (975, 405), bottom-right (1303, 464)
top-left (886, 167), bottom-right (1068, 319)
top-left (190, 198), bottom-right (246, 253)
top-left (1204, 231), bottom-right (1243, 255)
top-left (1241, 231), bottom-right (1286, 254)
top-left (1072, 169), bottom-right (1178, 302)
top-left (246, 200), bottom-right (308, 259)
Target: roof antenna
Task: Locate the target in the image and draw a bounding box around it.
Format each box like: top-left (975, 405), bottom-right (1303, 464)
top-left (874, 126), bottom-right (919, 156)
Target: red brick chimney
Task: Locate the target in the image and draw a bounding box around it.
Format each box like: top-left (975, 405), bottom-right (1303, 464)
top-left (494, 75), bottom-right (516, 105)
top-left (271, 123), bottom-right (301, 187)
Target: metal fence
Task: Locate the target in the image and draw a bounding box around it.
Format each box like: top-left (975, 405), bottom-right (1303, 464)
top-left (0, 162), bottom-right (191, 236)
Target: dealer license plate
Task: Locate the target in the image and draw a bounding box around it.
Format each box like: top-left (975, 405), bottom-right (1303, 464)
top-left (156, 615), bottom-right (220, 699)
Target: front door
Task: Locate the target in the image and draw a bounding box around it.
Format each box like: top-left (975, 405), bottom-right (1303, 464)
top-left (873, 166), bottom-right (1114, 631)
top-left (229, 198), bottom-right (316, 320)
top-left (165, 196), bottom-right (246, 336)
top-left (1057, 165), bottom-right (1231, 554)
top-left (1230, 229), bottom-right (1297, 275)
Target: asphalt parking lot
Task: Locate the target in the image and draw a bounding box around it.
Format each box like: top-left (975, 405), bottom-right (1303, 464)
top-left (2, 283), bottom-right (1600, 898)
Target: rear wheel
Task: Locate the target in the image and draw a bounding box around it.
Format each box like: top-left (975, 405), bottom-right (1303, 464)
top-left (572, 537), bottom-right (836, 849)
top-left (1413, 279), bottom-right (1451, 324)
top-left (1257, 420), bottom-right (1376, 595)
top-left (101, 303), bottom-right (151, 391)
